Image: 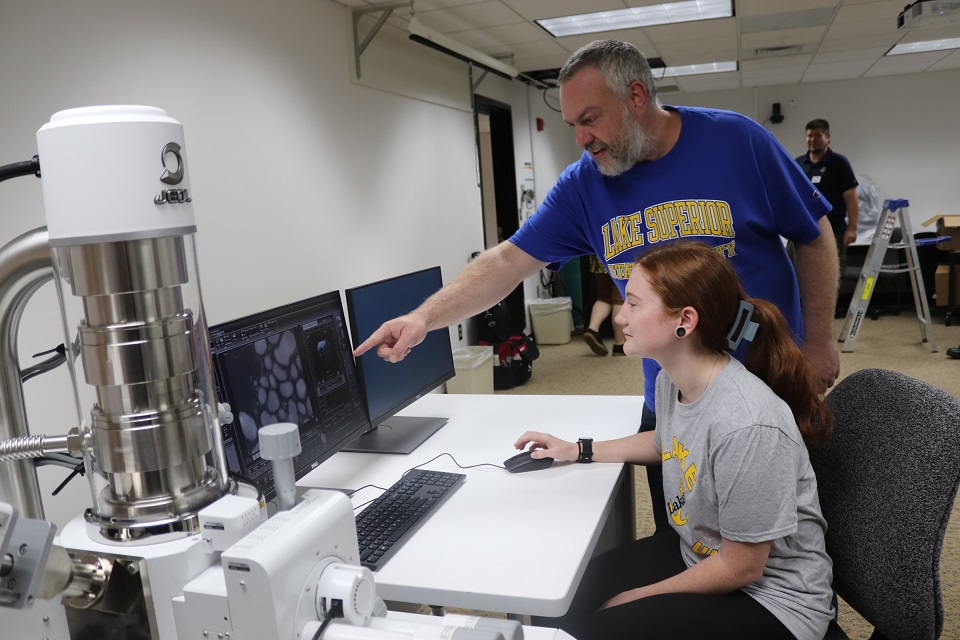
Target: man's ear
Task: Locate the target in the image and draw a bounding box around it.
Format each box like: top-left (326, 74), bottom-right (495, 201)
top-left (626, 80), bottom-right (648, 113)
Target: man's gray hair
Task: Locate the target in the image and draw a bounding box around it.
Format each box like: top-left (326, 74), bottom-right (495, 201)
top-left (558, 40), bottom-right (658, 102)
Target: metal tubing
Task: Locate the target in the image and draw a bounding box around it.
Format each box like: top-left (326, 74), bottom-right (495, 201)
top-left (0, 227), bottom-right (53, 519)
top-left (0, 434), bottom-right (70, 461)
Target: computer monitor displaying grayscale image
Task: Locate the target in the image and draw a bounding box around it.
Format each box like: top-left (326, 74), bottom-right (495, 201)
top-left (208, 290), bottom-right (370, 501)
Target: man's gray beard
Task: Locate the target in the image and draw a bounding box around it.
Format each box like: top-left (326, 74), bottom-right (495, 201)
top-left (596, 113), bottom-right (653, 177)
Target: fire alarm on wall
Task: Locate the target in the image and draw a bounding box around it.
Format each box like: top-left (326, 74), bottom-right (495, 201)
top-left (536, 117), bottom-right (544, 132)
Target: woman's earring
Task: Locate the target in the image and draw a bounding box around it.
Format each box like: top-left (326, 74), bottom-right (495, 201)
top-left (675, 327), bottom-right (686, 338)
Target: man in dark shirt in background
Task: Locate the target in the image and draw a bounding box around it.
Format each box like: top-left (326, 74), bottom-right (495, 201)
top-left (796, 118), bottom-right (860, 275)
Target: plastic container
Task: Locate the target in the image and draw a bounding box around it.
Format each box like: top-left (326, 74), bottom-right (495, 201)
top-left (528, 297), bottom-right (573, 345)
top-left (446, 346), bottom-right (495, 394)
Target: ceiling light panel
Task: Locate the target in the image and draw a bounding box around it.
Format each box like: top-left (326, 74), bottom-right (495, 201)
top-left (887, 37), bottom-right (960, 55)
top-left (664, 60), bottom-right (738, 76)
top-left (536, 0), bottom-right (733, 37)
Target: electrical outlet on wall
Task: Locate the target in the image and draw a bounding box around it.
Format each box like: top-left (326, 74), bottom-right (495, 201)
top-left (458, 324), bottom-right (463, 340)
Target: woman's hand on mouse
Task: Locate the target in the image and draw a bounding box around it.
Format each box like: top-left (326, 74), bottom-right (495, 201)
top-left (513, 431), bottom-right (578, 461)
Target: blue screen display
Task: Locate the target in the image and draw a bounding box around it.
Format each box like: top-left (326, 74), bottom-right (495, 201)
top-left (346, 267), bottom-right (455, 427)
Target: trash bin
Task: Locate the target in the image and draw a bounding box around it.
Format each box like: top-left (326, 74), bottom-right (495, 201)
top-left (446, 346), bottom-right (494, 394)
top-left (528, 297), bottom-right (573, 345)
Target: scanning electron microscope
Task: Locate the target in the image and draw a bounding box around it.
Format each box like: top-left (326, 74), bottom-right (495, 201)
top-left (0, 106), bottom-right (525, 640)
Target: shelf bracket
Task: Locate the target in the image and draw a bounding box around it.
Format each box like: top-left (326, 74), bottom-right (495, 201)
top-left (353, 2), bottom-right (410, 79)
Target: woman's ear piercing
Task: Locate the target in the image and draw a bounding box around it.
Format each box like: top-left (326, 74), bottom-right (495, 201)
top-left (676, 327), bottom-right (686, 338)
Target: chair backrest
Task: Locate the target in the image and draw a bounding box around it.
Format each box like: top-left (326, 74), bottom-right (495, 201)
top-left (811, 368), bottom-right (960, 640)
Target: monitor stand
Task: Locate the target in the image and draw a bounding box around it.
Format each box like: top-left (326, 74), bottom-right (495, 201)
top-left (343, 416), bottom-right (448, 454)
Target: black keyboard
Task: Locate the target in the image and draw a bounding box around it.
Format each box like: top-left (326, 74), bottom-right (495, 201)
top-left (355, 469), bottom-right (465, 571)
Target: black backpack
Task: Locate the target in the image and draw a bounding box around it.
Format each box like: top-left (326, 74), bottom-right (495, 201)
top-left (475, 301), bottom-right (540, 390)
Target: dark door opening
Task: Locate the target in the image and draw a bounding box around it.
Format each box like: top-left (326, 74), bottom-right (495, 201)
top-left (474, 94), bottom-right (525, 334)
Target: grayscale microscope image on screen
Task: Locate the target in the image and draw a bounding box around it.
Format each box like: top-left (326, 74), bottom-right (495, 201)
top-left (215, 328), bottom-right (315, 463)
top-left (209, 291), bottom-right (370, 500)
top-left (345, 266), bottom-right (455, 454)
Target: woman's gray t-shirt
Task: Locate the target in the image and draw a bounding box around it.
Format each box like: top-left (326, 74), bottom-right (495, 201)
top-left (654, 358), bottom-right (834, 640)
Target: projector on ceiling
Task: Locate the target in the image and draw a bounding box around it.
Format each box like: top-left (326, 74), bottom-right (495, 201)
top-left (898, 0), bottom-right (960, 29)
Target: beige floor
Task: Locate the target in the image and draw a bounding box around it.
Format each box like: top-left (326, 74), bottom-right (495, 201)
top-left (495, 312), bottom-right (960, 639)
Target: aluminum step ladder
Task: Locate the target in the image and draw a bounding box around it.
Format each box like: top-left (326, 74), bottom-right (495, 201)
top-left (839, 198), bottom-right (937, 353)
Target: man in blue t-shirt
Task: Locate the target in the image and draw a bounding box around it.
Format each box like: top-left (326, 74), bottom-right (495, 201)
top-left (355, 40), bottom-right (840, 531)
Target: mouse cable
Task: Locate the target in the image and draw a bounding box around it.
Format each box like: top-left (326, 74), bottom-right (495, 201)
top-left (404, 452), bottom-right (506, 474)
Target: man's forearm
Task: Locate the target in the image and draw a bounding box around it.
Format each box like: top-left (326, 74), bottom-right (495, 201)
top-left (844, 188), bottom-right (859, 229)
top-left (416, 241), bottom-right (549, 332)
top-left (794, 217), bottom-right (839, 343)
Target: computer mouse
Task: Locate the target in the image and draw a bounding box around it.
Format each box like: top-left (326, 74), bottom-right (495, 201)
top-left (504, 450), bottom-right (555, 473)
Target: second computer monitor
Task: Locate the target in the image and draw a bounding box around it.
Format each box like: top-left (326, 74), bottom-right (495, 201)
top-left (345, 266), bottom-right (455, 454)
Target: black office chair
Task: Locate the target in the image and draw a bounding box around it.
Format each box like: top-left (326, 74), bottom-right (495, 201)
top-left (810, 369), bottom-right (960, 639)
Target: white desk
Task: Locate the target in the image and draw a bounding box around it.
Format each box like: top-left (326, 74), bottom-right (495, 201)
top-left (299, 393), bottom-right (643, 617)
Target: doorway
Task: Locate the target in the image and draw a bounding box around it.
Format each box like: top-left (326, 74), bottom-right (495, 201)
top-left (474, 94), bottom-right (525, 334)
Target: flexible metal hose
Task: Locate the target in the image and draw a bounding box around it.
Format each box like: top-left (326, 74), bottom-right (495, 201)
top-left (0, 434), bottom-right (70, 462)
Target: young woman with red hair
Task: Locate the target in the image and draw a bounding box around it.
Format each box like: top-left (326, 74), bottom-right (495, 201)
top-left (515, 241), bottom-right (834, 640)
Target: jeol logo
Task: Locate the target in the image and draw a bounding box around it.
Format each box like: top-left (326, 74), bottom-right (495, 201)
top-left (155, 142), bottom-right (192, 204)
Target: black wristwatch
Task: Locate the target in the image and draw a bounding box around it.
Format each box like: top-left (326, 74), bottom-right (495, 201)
top-left (577, 438), bottom-right (593, 463)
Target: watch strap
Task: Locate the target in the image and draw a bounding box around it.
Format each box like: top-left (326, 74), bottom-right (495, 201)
top-left (577, 438), bottom-right (593, 463)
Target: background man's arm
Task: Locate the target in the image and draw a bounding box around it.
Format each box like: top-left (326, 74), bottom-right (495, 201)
top-left (794, 216), bottom-right (841, 390)
top-left (842, 187), bottom-right (860, 246)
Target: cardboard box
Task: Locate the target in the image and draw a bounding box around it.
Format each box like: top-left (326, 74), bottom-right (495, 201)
top-left (922, 215), bottom-right (960, 251)
top-left (934, 264), bottom-right (960, 306)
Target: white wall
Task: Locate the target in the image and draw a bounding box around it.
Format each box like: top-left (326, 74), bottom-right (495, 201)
top-left (668, 69), bottom-right (960, 230)
top-left (0, 0), bottom-right (541, 528)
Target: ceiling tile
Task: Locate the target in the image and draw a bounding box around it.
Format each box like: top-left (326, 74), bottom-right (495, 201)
top-left (741, 54), bottom-right (813, 70)
top-left (811, 45), bottom-right (892, 63)
top-left (416, 2), bottom-right (525, 33)
top-left (832, 0), bottom-right (903, 23)
top-left (930, 55), bottom-right (960, 71)
top-left (743, 70), bottom-right (806, 86)
top-left (657, 38), bottom-right (737, 65)
top-left (455, 22), bottom-right (550, 49)
top-left (674, 71), bottom-right (741, 92)
top-left (826, 18), bottom-right (897, 39)
top-left (738, 0), bottom-right (839, 18)
top-left (818, 33), bottom-right (900, 52)
top-left (801, 66), bottom-right (867, 82)
top-left (740, 26), bottom-right (828, 56)
top-left (740, 7), bottom-right (836, 34)
top-left (644, 16), bottom-right (736, 40)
